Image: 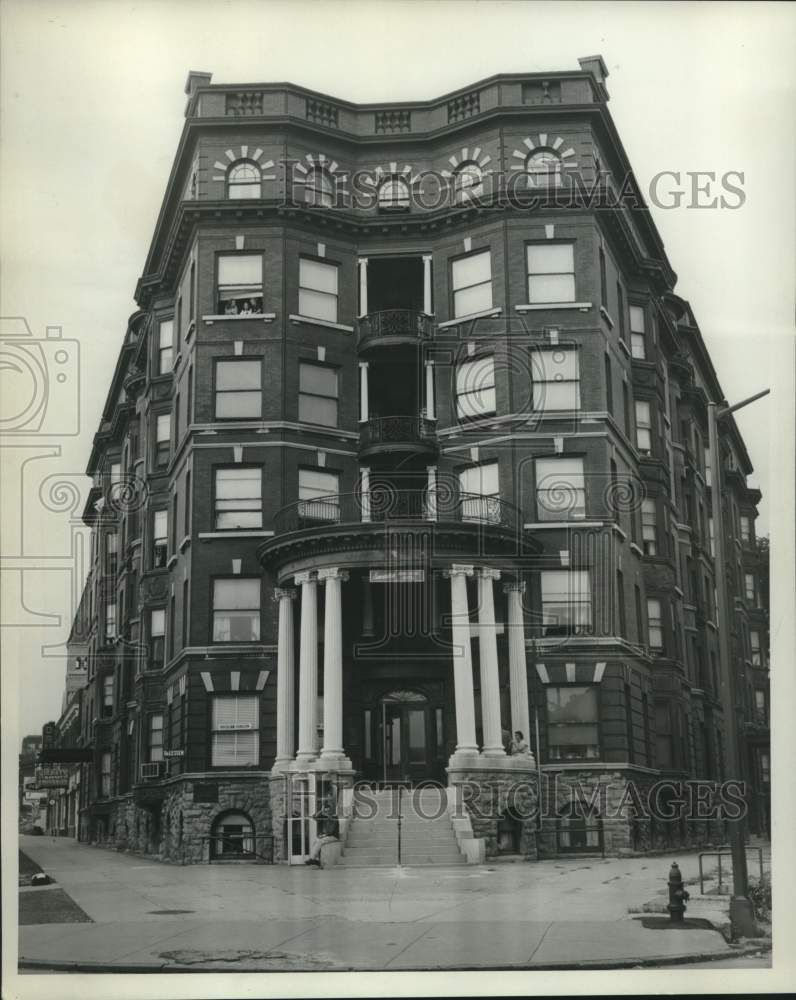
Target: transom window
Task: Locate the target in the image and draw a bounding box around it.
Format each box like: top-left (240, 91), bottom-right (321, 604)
top-left (158, 320), bottom-right (174, 374)
top-left (453, 162), bottom-right (483, 204)
top-left (541, 570), bottom-right (592, 636)
top-left (635, 400), bottom-right (652, 454)
top-left (211, 695), bottom-right (259, 767)
top-left (214, 359), bottom-right (262, 419)
top-left (459, 461), bottom-right (499, 523)
top-left (305, 168), bottom-right (334, 208)
top-left (455, 355), bottom-right (496, 419)
top-left (531, 348), bottom-right (580, 411)
top-left (212, 578), bottom-right (261, 642)
top-left (451, 250), bottom-right (492, 318)
top-left (298, 258), bottom-right (339, 323)
top-left (641, 498), bottom-right (657, 555)
top-left (535, 458), bottom-right (585, 520)
top-left (647, 598), bottom-right (663, 648)
top-left (526, 149), bottom-right (562, 187)
top-left (527, 244), bottom-right (575, 304)
top-left (216, 254), bottom-right (263, 315)
top-left (214, 467), bottom-right (263, 530)
top-left (546, 686), bottom-right (599, 760)
top-left (227, 161), bottom-right (261, 199)
top-left (378, 177), bottom-right (410, 210)
top-left (630, 305), bottom-right (646, 359)
top-left (299, 362), bottom-right (339, 427)
top-left (298, 468), bottom-right (340, 521)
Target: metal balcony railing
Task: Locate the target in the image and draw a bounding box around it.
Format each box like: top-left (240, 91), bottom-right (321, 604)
top-left (356, 310), bottom-right (431, 344)
top-left (359, 414), bottom-right (437, 450)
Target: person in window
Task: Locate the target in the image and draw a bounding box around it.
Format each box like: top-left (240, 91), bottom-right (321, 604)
top-left (252, 297), bottom-right (263, 314)
top-left (305, 792), bottom-right (339, 868)
top-left (240, 300), bottom-right (252, 315)
top-left (510, 731), bottom-right (530, 756)
top-left (224, 300), bottom-right (238, 315)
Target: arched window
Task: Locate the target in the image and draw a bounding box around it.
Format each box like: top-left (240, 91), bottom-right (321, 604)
top-left (378, 176), bottom-right (410, 211)
top-left (453, 162), bottom-right (483, 204)
top-left (210, 810), bottom-right (255, 859)
top-left (227, 161), bottom-right (261, 199)
top-left (526, 149), bottom-right (562, 188)
top-left (305, 168), bottom-right (334, 207)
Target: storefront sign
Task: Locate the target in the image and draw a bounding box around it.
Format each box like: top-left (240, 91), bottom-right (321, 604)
top-left (163, 749), bottom-right (185, 758)
top-left (35, 765), bottom-right (69, 788)
top-left (369, 569), bottom-right (425, 583)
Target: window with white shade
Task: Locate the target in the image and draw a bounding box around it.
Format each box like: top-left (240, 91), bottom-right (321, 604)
top-left (535, 457), bottom-right (585, 520)
top-left (531, 348), bottom-right (580, 411)
top-left (153, 510), bottom-right (168, 567)
top-left (647, 598), bottom-right (663, 648)
top-left (635, 400), bottom-right (652, 454)
top-left (214, 359), bottom-right (262, 419)
top-left (452, 250), bottom-right (492, 318)
top-left (641, 498), bottom-right (657, 555)
top-left (148, 714), bottom-right (164, 762)
top-left (526, 243), bottom-right (575, 304)
top-left (459, 461), bottom-right (499, 523)
top-left (630, 305), bottom-right (646, 359)
top-left (155, 414), bottom-right (171, 467)
top-left (211, 695), bottom-right (259, 767)
top-left (455, 355), bottom-right (496, 419)
top-left (216, 254), bottom-right (263, 314)
top-left (541, 570), bottom-right (592, 635)
top-left (212, 578), bottom-right (261, 642)
top-left (378, 177), bottom-right (410, 210)
top-left (214, 467), bottom-right (263, 529)
top-left (150, 608), bottom-right (165, 669)
top-left (299, 363), bottom-right (339, 427)
top-left (105, 601), bottom-right (117, 642)
top-left (298, 468), bottom-right (340, 521)
top-left (298, 258), bottom-right (339, 323)
top-left (227, 161), bottom-right (261, 199)
top-left (546, 686), bottom-right (599, 760)
top-left (158, 320), bottom-right (174, 374)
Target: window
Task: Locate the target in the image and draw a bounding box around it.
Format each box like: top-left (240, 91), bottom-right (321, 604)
top-left (211, 695), bottom-right (259, 767)
top-left (532, 347), bottom-right (580, 410)
top-left (641, 499), bottom-right (657, 555)
top-left (155, 414), bottom-right (171, 467)
top-left (750, 630), bottom-right (762, 666)
top-left (148, 714), bottom-right (164, 763)
top-left (455, 356), bottom-right (496, 419)
top-left (184, 470), bottom-right (191, 535)
top-left (150, 608), bottom-right (165, 669)
top-left (305, 168), bottom-right (334, 207)
top-left (535, 457), bottom-right (585, 520)
top-left (617, 569), bottom-right (626, 636)
top-left (100, 751), bottom-right (111, 797)
top-left (453, 162), bottom-right (483, 203)
top-left (624, 684), bottom-right (634, 763)
top-left (616, 284), bottom-right (625, 339)
top-left (214, 467), bottom-right (262, 529)
top-left (656, 704), bottom-right (673, 769)
top-left (635, 585), bottom-right (644, 643)
top-left (708, 516), bottom-right (715, 557)
top-left (182, 578), bottom-right (189, 650)
top-left (158, 320), bottom-right (173, 374)
top-left (452, 250), bottom-right (492, 318)
top-left (298, 258), bottom-right (338, 323)
top-left (604, 353), bottom-right (613, 415)
top-left (378, 177), bottom-right (410, 210)
top-left (459, 461), bottom-right (499, 523)
top-left (546, 686), bottom-right (599, 760)
top-left (299, 362), bottom-right (339, 427)
top-left (527, 244), bottom-right (575, 304)
top-left (754, 689), bottom-right (766, 721)
top-left (214, 359), bottom-right (262, 419)
top-left (189, 261), bottom-right (195, 324)
top-left (740, 515), bottom-right (751, 543)
top-left (298, 468), bottom-right (340, 521)
top-left (212, 578), bottom-right (261, 642)
top-left (526, 149), bottom-right (562, 188)
top-left (704, 447), bottom-right (712, 487)
top-left (541, 570), bottom-right (592, 635)
top-left (216, 254), bottom-right (263, 315)
top-left (635, 400), bottom-right (652, 454)
top-left (598, 247), bottom-right (607, 308)
top-left (102, 675), bottom-right (113, 717)
top-left (105, 532), bottom-right (118, 577)
top-left (630, 305), bottom-right (646, 359)
top-left (105, 601), bottom-right (117, 642)
top-left (227, 161), bottom-right (261, 199)
top-left (647, 598), bottom-right (663, 648)
top-left (744, 573), bottom-right (755, 603)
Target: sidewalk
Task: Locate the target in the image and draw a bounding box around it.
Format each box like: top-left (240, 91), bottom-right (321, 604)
top-left (17, 835), bottom-right (763, 971)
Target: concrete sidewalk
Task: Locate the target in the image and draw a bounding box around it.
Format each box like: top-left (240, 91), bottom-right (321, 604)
top-left (17, 835), bottom-right (758, 971)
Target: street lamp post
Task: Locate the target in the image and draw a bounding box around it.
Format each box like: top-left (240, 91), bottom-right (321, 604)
top-left (708, 387), bottom-right (769, 939)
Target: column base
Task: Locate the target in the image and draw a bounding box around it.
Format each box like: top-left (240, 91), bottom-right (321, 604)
top-left (271, 756), bottom-right (294, 773)
top-left (315, 753), bottom-right (354, 773)
top-left (292, 753), bottom-right (318, 769)
top-left (482, 746), bottom-right (507, 758)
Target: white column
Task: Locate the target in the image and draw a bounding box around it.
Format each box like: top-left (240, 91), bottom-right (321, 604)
top-left (318, 568), bottom-right (351, 767)
top-left (360, 466), bottom-right (371, 522)
top-left (426, 465), bottom-right (438, 521)
top-left (273, 587), bottom-right (297, 770)
top-left (358, 257), bottom-right (368, 318)
top-left (359, 361), bottom-right (369, 424)
top-left (425, 360), bottom-right (436, 420)
top-left (444, 564), bottom-right (478, 758)
top-left (478, 568), bottom-right (505, 756)
top-left (422, 254), bottom-right (433, 315)
top-left (504, 581), bottom-right (532, 755)
top-left (295, 571), bottom-right (319, 765)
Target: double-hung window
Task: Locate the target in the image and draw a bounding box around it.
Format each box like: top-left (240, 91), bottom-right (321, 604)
top-left (148, 714), bottom-right (164, 763)
top-left (102, 675), bottom-right (113, 717)
top-left (227, 161), bottom-right (261, 199)
top-left (157, 320), bottom-right (173, 374)
top-left (750, 630), bottom-right (762, 666)
top-left (297, 469), bottom-right (340, 521)
top-left (458, 461), bottom-right (499, 523)
top-left (535, 458), bottom-right (585, 520)
top-left (635, 400), bottom-right (652, 454)
top-left (455, 356), bottom-right (496, 419)
top-left (704, 447), bottom-right (712, 487)
top-left (531, 348), bottom-right (580, 411)
top-left (216, 254), bottom-right (263, 315)
top-left (647, 598), bottom-right (663, 648)
top-left (740, 516), bottom-right (751, 543)
top-left (630, 305), bottom-right (646, 359)
top-left (211, 695), bottom-right (259, 767)
top-left (744, 573), bottom-right (756, 604)
top-left (451, 250), bottom-right (492, 318)
top-left (150, 608), bottom-right (165, 669)
top-left (105, 532), bottom-right (118, 577)
top-left (105, 601), bottom-right (117, 642)
top-left (546, 686), bottom-right (599, 760)
top-left (641, 499), bottom-right (657, 555)
top-left (100, 752), bottom-right (111, 797)
top-left (299, 363), bottom-right (339, 427)
top-left (541, 570), bottom-right (592, 635)
top-left (298, 258), bottom-right (338, 323)
top-left (212, 578), bottom-right (261, 642)
top-left (214, 467), bottom-right (262, 530)
top-left (214, 359), bottom-right (262, 419)
top-left (153, 510), bottom-right (168, 567)
top-left (526, 244), bottom-right (575, 304)
top-left (155, 414), bottom-right (171, 467)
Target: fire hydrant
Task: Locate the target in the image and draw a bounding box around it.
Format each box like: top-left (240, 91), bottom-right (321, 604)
top-left (667, 862), bottom-right (690, 922)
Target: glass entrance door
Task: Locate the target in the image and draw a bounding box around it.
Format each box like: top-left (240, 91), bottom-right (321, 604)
top-left (286, 774), bottom-right (318, 865)
top-left (379, 691), bottom-right (430, 784)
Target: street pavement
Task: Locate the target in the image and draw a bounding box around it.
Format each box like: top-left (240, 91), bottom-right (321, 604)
top-left (16, 835), bottom-right (766, 971)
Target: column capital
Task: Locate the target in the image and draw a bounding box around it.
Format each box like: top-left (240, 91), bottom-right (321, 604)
top-left (422, 254), bottom-right (433, 263)
top-left (444, 564), bottom-right (474, 579)
top-left (503, 581), bottom-right (526, 595)
top-left (424, 358), bottom-right (435, 368)
top-left (358, 256), bottom-right (369, 266)
top-left (359, 359), bottom-right (369, 369)
top-left (478, 568), bottom-right (501, 582)
top-left (318, 568), bottom-right (350, 583)
top-left (273, 587), bottom-right (297, 602)
top-left (294, 571), bottom-right (317, 586)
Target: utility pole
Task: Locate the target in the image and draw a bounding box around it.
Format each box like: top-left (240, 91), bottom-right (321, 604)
top-left (708, 387), bottom-right (769, 939)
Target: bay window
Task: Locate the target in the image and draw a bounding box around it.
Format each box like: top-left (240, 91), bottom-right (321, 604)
top-left (298, 468), bottom-right (340, 521)
top-left (630, 305), bottom-right (646, 359)
top-left (150, 608), bottom-right (165, 669)
top-left (211, 695), bottom-right (259, 767)
top-left (214, 359), bottom-right (262, 419)
top-left (535, 457), bottom-right (586, 520)
top-left (148, 714), bottom-right (164, 763)
top-left (216, 254), bottom-right (263, 315)
top-left (458, 461), bottom-right (499, 523)
top-left (157, 319), bottom-right (173, 374)
top-left (298, 258), bottom-right (338, 323)
top-left (155, 414), bottom-right (171, 467)
top-left (299, 362), bottom-right (339, 427)
top-left (455, 355), bottom-right (496, 419)
top-left (153, 509), bottom-right (168, 567)
top-left (546, 686), bottom-right (599, 760)
top-left (214, 467), bottom-right (263, 530)
top-left (541, 570), bottom-right (592, 635)
top-left (635, 400), bottom-right (652, 454)
top-left (647, 598), bottom-right (663, 648)
top-left (641, 499), bottom-right (657, 555)
top-left (526, 243), bottom-right (575, 304)
top-left (531, 347), bottom-right (580, 411)
top-left (452, 250), bottom-right (492, 318)
top-left (212, 578), bottom-right (261, 642)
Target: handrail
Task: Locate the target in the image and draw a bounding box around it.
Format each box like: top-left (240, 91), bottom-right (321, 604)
top-left (201, 833), bottom-right (272, 863)
top-left (359, 414), bottom-right (436, 447)
top-left (356, 310), bottom-right (431, 343)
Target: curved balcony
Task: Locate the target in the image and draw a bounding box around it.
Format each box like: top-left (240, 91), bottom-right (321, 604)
top-left (356, 310), bottom-right (431, 350)
top-left (359, 414), bottom-right (437, 458)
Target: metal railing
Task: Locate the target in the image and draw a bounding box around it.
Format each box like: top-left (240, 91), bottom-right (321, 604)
top-left (359, 414), bottom-right (437, 449)
top-left (357, 310), bottom-right (431, 343)
top-left (202, 833), bottom-right (272, 863)
top-left (698, 847), bottom-right (766, 895)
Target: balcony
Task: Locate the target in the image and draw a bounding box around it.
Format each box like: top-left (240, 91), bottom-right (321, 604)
top-left (359, 414), bottom-right (437, 458)
top-left (357, 310), bottom-right (431, 350)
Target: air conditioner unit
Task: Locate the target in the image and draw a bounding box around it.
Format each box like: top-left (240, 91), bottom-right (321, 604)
top-left (140, 762), bottom-right (162, 780)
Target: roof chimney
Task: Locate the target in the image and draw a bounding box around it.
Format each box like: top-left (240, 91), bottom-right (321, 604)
top-left (578, 54), bottom-right (609, 91)
top-left (184, 71), bottom-right (213, 97)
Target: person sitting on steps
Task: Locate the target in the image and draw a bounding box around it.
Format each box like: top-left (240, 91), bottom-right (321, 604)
top-left (305, 793), bottom-right (340, 868)
top-left (510, 730), bottom-right (530, 755)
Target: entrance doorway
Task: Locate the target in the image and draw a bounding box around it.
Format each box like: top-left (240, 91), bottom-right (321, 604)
top-left (376, 690), bottom-right (437, 785)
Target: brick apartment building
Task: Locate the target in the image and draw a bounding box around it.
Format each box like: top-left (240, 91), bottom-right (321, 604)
top-left (45, 56), bottom-right (769, 864)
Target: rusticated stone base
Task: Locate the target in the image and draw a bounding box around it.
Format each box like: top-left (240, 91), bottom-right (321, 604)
top-left (269, 766), bottom-right (356, 864)
top-left (447, 761), bottom-right (538, 859)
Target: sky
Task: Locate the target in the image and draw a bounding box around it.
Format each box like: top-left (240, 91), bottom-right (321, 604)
top-left (1, 0), bottom-right (794, 739)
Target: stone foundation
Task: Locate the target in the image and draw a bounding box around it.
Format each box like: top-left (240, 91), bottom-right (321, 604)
top-left (269, 765), bottom-right (356, 864)
top-left (447, 760), bottom-right (538, 859)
